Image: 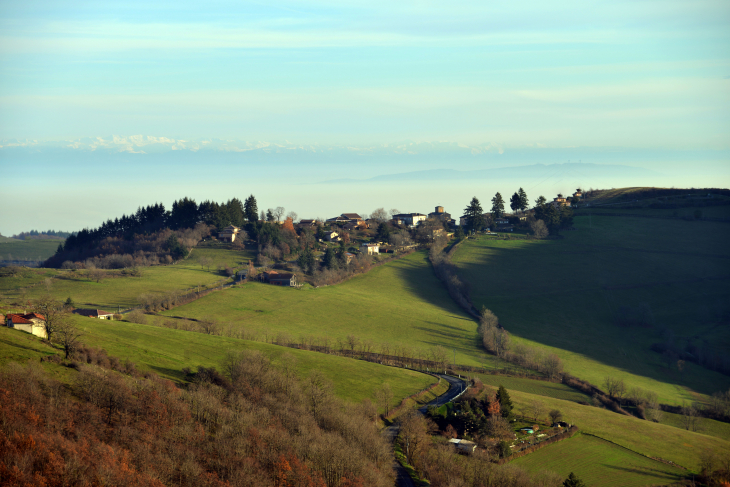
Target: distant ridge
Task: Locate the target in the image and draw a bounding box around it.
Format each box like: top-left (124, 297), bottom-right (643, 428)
top-left (322, 163), bottom-right (660, 184)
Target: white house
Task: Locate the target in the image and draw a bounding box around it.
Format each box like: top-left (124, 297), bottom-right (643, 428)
top-left (5, 313), bottom-right (48, 339)
top-left (360, 243), bottom-right (379, 255)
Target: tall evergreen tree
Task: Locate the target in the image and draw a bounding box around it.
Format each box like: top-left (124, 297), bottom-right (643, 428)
top-left (244, 195), bottom-right (258, 223)
top-left (509, 192), bottom-right (521, 214)
top-left (322, 247), bottom-right (338, 270)
top-left (497, 385), bottom-right (513, 419)
top-left (297, 246), bottom-right (315, 275)
top-left (534, 195), bottom-right (547, 208)
top-left (518, 187), bottom-right (528, 212)
top-left (491, 193), bottom-right (505, 219)
top-left (463, 197), bottom-right (485, 232)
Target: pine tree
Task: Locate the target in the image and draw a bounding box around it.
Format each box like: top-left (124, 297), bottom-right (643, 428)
top-left (463, 197), bottom-right (485, 232)
top-left (562, 472), bottom-right (586, 487)
top-left (244, 195), bottom-right (258, 223)
top-left (518, 187), bottom-right (528, 212)
top-left (497, 385), bottom-right (513, 419)
top-left (297, 247), bottom-right (315, 275)
top-left (535, 195), bottom-right (547, 208)
top-left (491, 192), bottom-right (505, 219)
top-left (510, 192), bottom-right (521, 213)
top-left (322, 247), bottom-right (337, 270)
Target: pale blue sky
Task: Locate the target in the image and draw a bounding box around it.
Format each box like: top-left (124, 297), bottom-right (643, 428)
top-left (0, 1), bottom-right (729, 234)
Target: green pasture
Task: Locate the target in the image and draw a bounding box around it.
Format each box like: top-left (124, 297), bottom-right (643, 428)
top-left (0, 238), bottom-right (60, 261)
top-left (1, 265), bottom-right (235, 310)
top-left (451, 214), bottom-right (730, 405)
top-left (504, 387), bottom-right (730, 472)
top-left (160, 251), bottom-right (496, 368)
top-left (0, 317), bottom-right (436, 412)
top-left (657, 410), bottom-right (730, 442)
top-left (511, 433), bottom-right (686, 487)
top-left (186, 242), bottom-right (256, 270)
top-left (471, 373), bottom-right (591, 404)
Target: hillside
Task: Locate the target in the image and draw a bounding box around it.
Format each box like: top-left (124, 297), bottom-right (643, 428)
top-left (0, 317), bottom-right (435, 413)
top-left (0, 238), bottom-right (60, 263)
top-left (451, 211), bottom-right (730, 405)
top-left (159, 251), bottom-right (495, 368)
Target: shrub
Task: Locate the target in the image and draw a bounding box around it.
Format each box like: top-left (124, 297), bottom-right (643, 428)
top-left (127, 309), bottom-right (147, 324)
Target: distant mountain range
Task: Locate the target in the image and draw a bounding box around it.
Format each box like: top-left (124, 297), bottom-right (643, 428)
top-left (322, 163), bottom-right (661, 184)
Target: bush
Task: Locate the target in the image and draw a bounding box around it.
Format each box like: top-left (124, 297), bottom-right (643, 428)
top-left (127, 309), bottom-right (147, 324)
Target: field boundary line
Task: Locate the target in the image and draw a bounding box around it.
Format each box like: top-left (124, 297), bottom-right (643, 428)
top-left (580, 432), bottom-right (687, 470)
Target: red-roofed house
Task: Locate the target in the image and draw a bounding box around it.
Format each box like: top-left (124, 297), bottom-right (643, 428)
top-left (5, 313), bottom-right (48, 339)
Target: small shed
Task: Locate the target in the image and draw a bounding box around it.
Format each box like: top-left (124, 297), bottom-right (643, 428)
top-left (448, 438), bottom-right (477, 454)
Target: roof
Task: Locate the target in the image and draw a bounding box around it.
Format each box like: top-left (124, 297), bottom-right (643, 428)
top-left (361, 243), bottom-right (379, 247)
top-left (269, 272), bottom-right (294, 280)
top-left (74, 309), bottom-right (113, 317)
top-left (24, 312), bottom-right (46, 320)
top-left (6, 314), bottom-right (33, 324)
top-left (326, 216), bottom-right (348, 222)
top-left (341, 213), bottom-right (363, 219)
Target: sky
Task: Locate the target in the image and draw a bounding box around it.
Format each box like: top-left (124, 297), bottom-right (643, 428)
top-left (1, 1), bottom-right (729, 234)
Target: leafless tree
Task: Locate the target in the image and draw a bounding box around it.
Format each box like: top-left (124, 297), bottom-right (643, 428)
top-left (273, 206), bottom-right (285, 222)
top-left (529, 400), bottom-right (546, 422)
top-left (370, 208), bottom-right (389, 223)
top-left (199, 318), bottom-right (219, 335)
top-left (199, 256), bottom-right (213, 271)
top-left (54, 319), bottom-right (83, 359)
top-left (681, 403), bottom-right (700, 432)
top-left (603, 377), bottom-right (626, 402)
top-left (346, 334), bottom-right (360, 352)
top-left (375, 383), bottom-right (393, 417)
top-left (127, 309), bottom-right (147, 325)
top-left (389, 208), bottom-right (400, 219)
top-left (307, 370), bottom-right (333, 421)
top-left (286, 211), bottom-right (298, 222)
top-left (31, 295), bottom-right (68, 342)
top-left (548, 409), bottom-right (562, 424)
top-left (530, 219), bottom-right (549, 239)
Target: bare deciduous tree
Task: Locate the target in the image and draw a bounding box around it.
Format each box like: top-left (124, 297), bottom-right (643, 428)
top-left (54, 319), bottom-right (83, 359)
top-left (375, 383), bottom-right (393, 417)
top-left (370, 208), bottom-right (388, 223)
top-left (530, 219), bottom-right (549, 239)
top-left (31, 295), bottom-right (67, 342)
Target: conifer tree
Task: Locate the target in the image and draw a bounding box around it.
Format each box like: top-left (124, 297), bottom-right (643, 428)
top-left (463, 197), bottom-right (485, 232)
top-left (491, 192), bottom-right (505, 219)
top-left (563, 472), bottom-right (586, 487)
top-left (497, 385), bottom-right (513, 419)
top-left (244, 195), bottom-right (258, 223)
top-left (518, 187), bottom-right (528, 212)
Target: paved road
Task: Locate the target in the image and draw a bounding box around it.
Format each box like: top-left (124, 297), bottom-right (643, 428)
top-left (385, 374), bottom-right (468, 487)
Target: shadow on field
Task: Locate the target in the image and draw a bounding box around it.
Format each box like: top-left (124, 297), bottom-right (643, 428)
top-left (601, 464), bottom-right (684, 482)
top-left (149, 365), bottom-right (187, 382)
top-left (448, 215), bottom-right (730, 398)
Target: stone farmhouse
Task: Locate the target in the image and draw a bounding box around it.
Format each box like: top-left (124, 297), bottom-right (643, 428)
top-left (5, 313), bottom-right (47, 339)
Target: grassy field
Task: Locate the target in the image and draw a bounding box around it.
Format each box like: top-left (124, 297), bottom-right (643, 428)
top-left (160, 251), bottom-right (497, 368)
top-left (451, 214), bottom-right (730, 405)
top-left (471, 373), bottom-right (591, 404)
top-left (0, 318), bottom-right (436, 412)
top-left (657, 410), bottom-right (730, 442)
top-left (0, 238), bottom-right (61, 261)
top-left (502, 387), bottom-right (730, 473)
top-left (511, 433), bottom-right (686, 487)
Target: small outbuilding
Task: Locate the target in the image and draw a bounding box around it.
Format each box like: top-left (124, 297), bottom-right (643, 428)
top-left (73, 309), bottom-right (115, 320)
top-left (448, 438), bottom-right (477, 454)
top-left (5, 313), bottom-right (48, 339)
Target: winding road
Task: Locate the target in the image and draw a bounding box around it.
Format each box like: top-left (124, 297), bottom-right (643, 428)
top-left (383, 373), bottom-right (468, 487)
